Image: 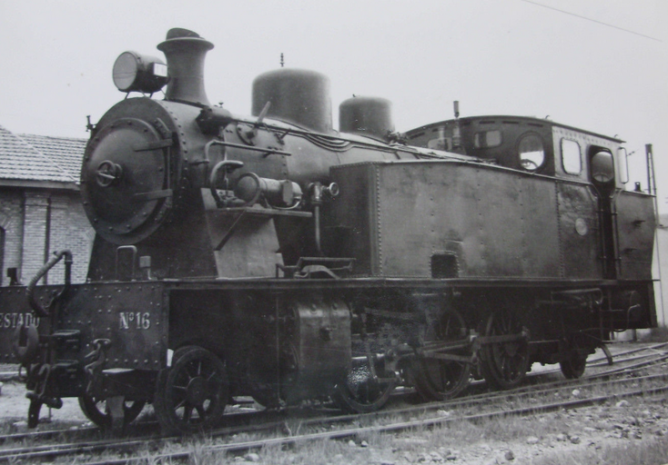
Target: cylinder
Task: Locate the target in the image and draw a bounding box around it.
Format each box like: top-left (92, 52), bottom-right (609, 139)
top-left (339, 96), bottom-right (394, 140)
top-left (157, 28), bottom-right (213, 106)
top-left (252, 68), bottom-right (332, 133)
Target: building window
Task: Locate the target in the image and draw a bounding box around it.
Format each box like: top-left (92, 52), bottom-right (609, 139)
top-left (561, 139), bottom-right (582, 174)
top-left (474, 130), bottom-right (503, 149)
top-left (518, 133), bottom-right (545, 171)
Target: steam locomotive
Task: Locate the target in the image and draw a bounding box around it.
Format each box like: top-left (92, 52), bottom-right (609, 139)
top-left (0, 28), bottom-right (657, 434)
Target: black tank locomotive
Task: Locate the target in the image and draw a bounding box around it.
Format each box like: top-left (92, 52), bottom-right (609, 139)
top-left (0, 28), bottom-right (657, 434)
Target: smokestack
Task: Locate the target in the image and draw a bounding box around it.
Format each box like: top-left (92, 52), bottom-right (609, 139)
top-left (157, 28), bottom-right (213, 106)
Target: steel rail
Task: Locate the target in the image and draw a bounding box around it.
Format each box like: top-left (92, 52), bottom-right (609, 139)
top-left (0, 343), bottom-right (668, 450)
top-left (3, 361), bottom-right (667, 464)
top-left (0, 349), bottom-right (665, 457)
top-left (584, 342), bottom-right (668, 368)
top-left (0, 408), bottom-right (277, 460)
top-left (507, 344), bottom-right (668, 386)
top-left (0, 425), bottom-right (100, 447)
top-left (588, 351), bottom-right (659, 368)
top-left (1, 346), bottom-right (665, 461)
top-left (587, 342), bottom-right (668, 363)
top-left (324, 363), bottom-right (668, 429)
top-left (82, 382), bottom-right (668, 465)
top-left (589, 354), bottom-right (668, 378)
top-left (0, 396), bottom-right (262, 445)
top-left (455, 351), bottom-right (668, 407)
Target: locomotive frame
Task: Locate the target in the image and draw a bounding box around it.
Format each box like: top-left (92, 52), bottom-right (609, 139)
top-left (0, 28), bottom-right (657, 434)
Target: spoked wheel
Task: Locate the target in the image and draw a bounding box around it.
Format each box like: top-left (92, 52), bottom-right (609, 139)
top-left (479, 309), bottom-right (529, 389)
top-left (560, 351), bottom-right (587, 379)
top-left (413, 308), bottom-right (471, 401)
top-left (335, 359), bottom-right (396, 413)
top-left (154, 346), bottom-right (229, 435)
top-left (78, 395), bottom-right (146, 428)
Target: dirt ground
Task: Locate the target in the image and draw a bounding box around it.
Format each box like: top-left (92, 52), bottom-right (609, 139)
top-left (0, 380), bottom-right (87, 426)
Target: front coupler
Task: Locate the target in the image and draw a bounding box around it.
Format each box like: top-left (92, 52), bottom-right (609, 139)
top-left (24, 329), bottom-right (85, 427)
top-left (20, 251), bottom-right (81, 427)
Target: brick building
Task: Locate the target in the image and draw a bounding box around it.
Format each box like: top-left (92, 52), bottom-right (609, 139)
top-left (0, 125), bottom-right (92, 286)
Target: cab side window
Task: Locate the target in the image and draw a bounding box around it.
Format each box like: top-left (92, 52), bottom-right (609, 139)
top-left (518, 133), bottom-right (545, 171)
top-left (561, 139), bottom-right (582, 175)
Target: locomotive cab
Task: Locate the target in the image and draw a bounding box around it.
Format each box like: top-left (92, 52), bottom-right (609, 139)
top-left (406, 116), bottom-right (656, 324)
top-left (406, 116), bottom-right (631, 189)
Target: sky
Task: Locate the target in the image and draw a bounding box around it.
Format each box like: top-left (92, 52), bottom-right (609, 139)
top-left (1, 0), bottom-right (667, 211)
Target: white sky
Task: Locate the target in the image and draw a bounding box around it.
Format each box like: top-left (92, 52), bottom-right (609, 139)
top-left (1, 0), bottom-right (667, 211)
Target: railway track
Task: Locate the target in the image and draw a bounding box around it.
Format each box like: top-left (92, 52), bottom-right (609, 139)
top-left (0, 346), bottom-right (656, 450)
top-left (78, 371), bottom-right (668, 464)
top-left (2, 342), bottom-right (667, 464)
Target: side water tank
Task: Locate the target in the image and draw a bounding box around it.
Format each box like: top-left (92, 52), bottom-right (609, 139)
top-left (252, 69), bottom-right (332, 134)
top-left (339, 96), bottom-right (394, 140)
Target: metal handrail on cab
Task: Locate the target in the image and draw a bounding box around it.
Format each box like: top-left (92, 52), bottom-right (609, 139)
top-left (27, 250), bottom-right (73, 318)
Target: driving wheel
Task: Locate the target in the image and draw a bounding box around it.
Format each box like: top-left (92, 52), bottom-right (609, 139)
top-left (154, 346), bottom-right (229, 434)
top-left (479, 309), bottom-right (529, 389)
top-left (334, 358), bottom-right (396, 413)
top-left (413, 308), bottom-right (471, 401)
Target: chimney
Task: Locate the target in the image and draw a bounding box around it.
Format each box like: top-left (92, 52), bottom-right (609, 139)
top-left (157, 28), bottom-right (213, 106)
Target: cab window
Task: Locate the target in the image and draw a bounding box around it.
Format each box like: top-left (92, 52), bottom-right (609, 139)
top-left (561, 139), bottom-right (581, 174)
top-left (518, 133), bottom-right (545, 171)
top-left (474, 130), bottom-right (502, 148)
top-left (427, 137), bottom-right (452, 151)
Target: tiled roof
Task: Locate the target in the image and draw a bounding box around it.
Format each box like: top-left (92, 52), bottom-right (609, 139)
top-left (0, 125), bottom-right (85, 185)
top-left (18, 133), bottom-right (86, 182)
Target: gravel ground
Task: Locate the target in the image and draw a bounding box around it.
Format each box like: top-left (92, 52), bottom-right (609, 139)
top-left (2, 350), bottom-right (668, 464)
top-left (380, 400), bottom-right (668, 465)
